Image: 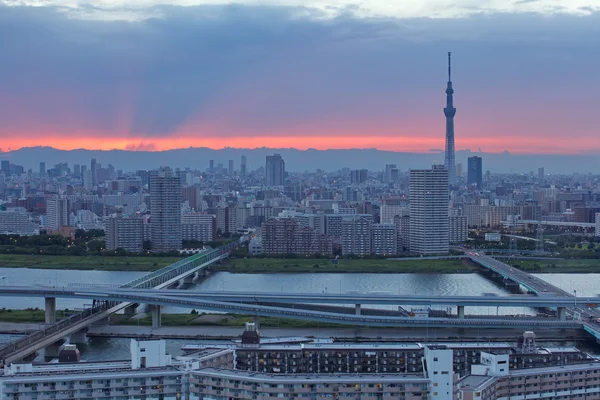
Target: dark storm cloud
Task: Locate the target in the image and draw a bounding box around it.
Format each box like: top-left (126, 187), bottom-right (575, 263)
top-left (0, 4), bottom-right (600, 138)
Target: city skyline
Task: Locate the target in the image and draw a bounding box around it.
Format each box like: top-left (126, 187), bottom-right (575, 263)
top-left (1, 2), bottom-right (600, 154)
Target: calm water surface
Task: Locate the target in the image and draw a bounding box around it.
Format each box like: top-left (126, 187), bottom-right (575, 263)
top-left (2, 267), bottom-right (600, 361)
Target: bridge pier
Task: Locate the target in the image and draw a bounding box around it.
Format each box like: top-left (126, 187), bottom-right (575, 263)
top-left (151, 305), bottom-right (161, 329)
top-left (45, 297), bottom-right (56, 324)
top-left (355, 304), bottom-right (361, 316)
top-left (458, 306), bottom-right (465, 319)
top-left (44, 340), bottom-right (64, 361)
top-left (558, 307), bottom-right (567, 321)
top-left (70, 329), bottom-right (87, 344)
top-left (253, 315), bottom-right (260, 329)
top-left (182, 275), bottom-right (194, 285)
top-left (124, 304), bottom-right (138, 316)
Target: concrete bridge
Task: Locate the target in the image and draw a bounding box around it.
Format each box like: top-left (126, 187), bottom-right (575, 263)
top-left (0, 236), bottom-right (250, 364)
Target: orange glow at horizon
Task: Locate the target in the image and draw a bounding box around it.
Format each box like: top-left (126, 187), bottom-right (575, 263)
top-left (1, 133), bottom-right (600, 154)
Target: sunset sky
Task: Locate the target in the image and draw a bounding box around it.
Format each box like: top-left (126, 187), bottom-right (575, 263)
top-left (1, 1), bottom-right (600, 154)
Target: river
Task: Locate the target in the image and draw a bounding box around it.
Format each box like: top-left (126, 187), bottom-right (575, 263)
top-left (1, 267), bottom-right (600, 361)
top-left (1, 267), bottom-right (599, 313)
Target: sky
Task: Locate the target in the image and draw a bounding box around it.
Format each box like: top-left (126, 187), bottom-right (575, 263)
top-left (1, 1), bottom-right (600, 154)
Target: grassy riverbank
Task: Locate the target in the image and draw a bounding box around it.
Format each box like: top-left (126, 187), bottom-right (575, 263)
top-left (111, 313), bottom-right (348, 328)
top-left (0, 254), bottom-right (181, 271)
top-left (0, 309), bottom-right (72, 323)
top-left (0, 310), bottom-right (346, 328)
top-left (215, 257), bottom-right (477, 274)
top-left (509, 259), bottom-right (600, 273)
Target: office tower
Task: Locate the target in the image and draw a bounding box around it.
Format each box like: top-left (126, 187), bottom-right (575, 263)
top-left (409, 165), bottom-right (449, 254)
top-left (240, 155), bottom-right (247, 178)
top-left (105, 215), bottom-right (144, 252)
top-left (1, 160), bottom-right (9, 174)
top-left (39, 162), bottom-right (46, 176)
top-left (444, 52), bottom-right (457, 185)
top-left (538, 167), bottom-right (544, 180)
top-left (265, 154), bottom-right (285, 186)
top-left (90, 158), bottom-right (97, 186)
top-left (150, 166), bottom-right (182, 252)
top-left (0, 173), bottom-right (5, 193)
top-left (46, 197), bottom-right (69, 230)
top-left (209, 160), bottom-right (214, 173)
top-left (467, 156), bottom-right (483, 188)
top-left (350, 169), bottom-right (368, 184)
top-left (384, 164), bottom-right (397, 183)
top-left (73, 164), bottom-right (81, 178)
top-left (228, 160), bottom-right (234, 176)
top-left (456, 162), bottom-right (462, 178)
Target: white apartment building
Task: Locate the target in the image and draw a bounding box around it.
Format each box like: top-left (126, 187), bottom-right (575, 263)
top-left (0, 210), bottom-right (39, 235)
top-left (449, 215), bottom-right (468, 244)
top-left (181, 212), bottom-right (214, 242)
top-left (293, 213), bottom-right (325, 234)
top-left (45, 197), bottom-right (69, 230)
top-left (0, 340), bottom-right (234, 400)
top-left (341, 216), bottom-right (372, 256)
top-left (105, 215), bottom-right (144, 252)
top-left (380, 204), bottom-right (409, 224)
top-left (409, 166), bottom-right (449, 254)
top-left (372, 223), bottom-right (397, 255)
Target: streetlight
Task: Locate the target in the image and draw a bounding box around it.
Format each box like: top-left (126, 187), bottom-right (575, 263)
top-left (574, 289), bottom-right (577, 307)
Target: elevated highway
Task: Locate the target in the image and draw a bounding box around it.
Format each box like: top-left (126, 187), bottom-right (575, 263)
top-left (1, 286), bottom-right (598, 308)
top-left (0, 286), bottom-right (582, 331)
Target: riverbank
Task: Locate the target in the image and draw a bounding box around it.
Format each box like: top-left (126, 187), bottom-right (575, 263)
top-left (111, 313), bottom-right (348, 329)
top-left (0, 254), bottom-right (181, 271)
top-left (511, 259), bottom-right (600, 273)
top-left (215, 257), bottom-right (478, 274)
top-left (0, 253), bottom-right (597, 274)
top-left (0, 309), bottom-right (72, 323)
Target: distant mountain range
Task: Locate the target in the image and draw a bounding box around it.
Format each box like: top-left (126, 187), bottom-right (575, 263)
top-left (0, 147), bottom-right (595, 174)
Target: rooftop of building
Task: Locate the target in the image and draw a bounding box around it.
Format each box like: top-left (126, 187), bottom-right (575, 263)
top-left (457, 375), bottom-right (496, 391)
top-left (0, 362), bottom-right (182, 383)
top-left (508, 361), bottom-right (600, 377)
top-left (193, 368), bottom-right (430, 384)
top-left (233, 341), bottom-right (514, 351)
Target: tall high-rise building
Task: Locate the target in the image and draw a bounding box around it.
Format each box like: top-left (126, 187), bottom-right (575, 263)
top-left (1, 160), bottom-right (9, 174)
top-left (265, 154), bottom-right (285, 186)
top-left (409, 165), bottom-right (449, 254)
top-left (240, 155), bottom-right (247, 178)
top-left (73, 164), bottom-right (81, 178)
top-left (444, 52), bottom-right (457, 185)
top-left (150, 166), bottom-right (182, 253)
top-left (90, 158), bottom-right (97, 186)
top-left (384, 164), bottom-right (397, 183)
top-left (46, 197), bottom-right (69, 230)
top-left (228, 160), bottom-right (234, 176)
top-left (467, 156), bottom-right (483, 188)
top-left (350, 169), bottom-right (368, 184)
top-left (209, 160), bottom-right (214, 173)
top-left (538, 167), bottom-right (545, 180)
top-left (39, 162), bottom-right (46, 176)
